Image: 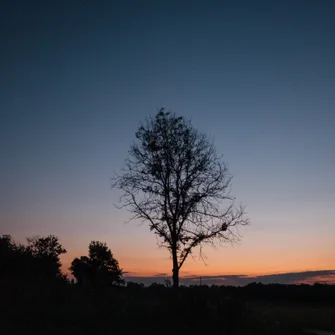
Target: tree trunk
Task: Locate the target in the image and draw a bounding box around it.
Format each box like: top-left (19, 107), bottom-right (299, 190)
top-left (172, 266), bottom-right (179, 289)
top-left (172, 247), bottom-right (179, 289)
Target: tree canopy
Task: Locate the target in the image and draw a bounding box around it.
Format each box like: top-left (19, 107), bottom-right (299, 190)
top-left (26, 235), bottom-right (67, 280)
top-left (70, 241), bottom-right (124, 287)
top-left (0, 234), bottom-right (67, 283)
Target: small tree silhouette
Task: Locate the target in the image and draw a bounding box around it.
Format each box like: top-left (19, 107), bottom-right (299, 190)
top-left (70, 241), bottom-right (124, 287)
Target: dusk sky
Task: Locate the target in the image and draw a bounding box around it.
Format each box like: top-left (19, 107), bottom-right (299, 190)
top-left (1, 0), bottom-right (334, 284)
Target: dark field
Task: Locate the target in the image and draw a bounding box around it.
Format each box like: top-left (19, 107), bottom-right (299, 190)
top-left (1, 281), bottom-right (335, 335)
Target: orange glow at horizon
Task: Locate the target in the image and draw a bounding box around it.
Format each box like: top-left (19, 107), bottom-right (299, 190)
top-left (61, 224), bottom-right (334, 279)
top-left (61, 244), bottom-right (335, 280)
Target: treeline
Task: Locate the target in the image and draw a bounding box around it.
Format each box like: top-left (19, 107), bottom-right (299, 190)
top-left (0, 234), bottom-right (124, 288)
top-left (186, 283), bottom-right (335, 304)
top-left (122, 281), bottom-right (335, 305)
top-left (230, 282), bottom-right (335, 304)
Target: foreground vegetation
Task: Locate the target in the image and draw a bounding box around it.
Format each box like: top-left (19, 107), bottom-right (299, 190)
top-left (1, 279), bottom-right (335, 335)
top-left (1, 234), bottom-right (334, 334)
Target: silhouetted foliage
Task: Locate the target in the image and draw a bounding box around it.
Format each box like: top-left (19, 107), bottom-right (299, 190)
top-left (0, 234), bottom-right (67, 283)
top-left (112, 109), bottom-right (249, 288)
top-left (126, 281), bottom-right (145, 289)
top-left (69, 256), bottom-right (91, 286)
top-left (70, 241), bottom-right (124, 287)
top-left (0, 234), bottom-right (27, 278)
top-left (148, 282), bottom-right (166, 289)
top-left (26, 235), bottom-right (67, 281)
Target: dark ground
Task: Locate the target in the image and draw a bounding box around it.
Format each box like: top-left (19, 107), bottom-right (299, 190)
top-left (1, 280), bottom-right (335, 335)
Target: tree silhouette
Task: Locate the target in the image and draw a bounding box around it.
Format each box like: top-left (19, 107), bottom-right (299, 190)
top-left (0, 234), bottom-right (24, 278)
top-left (69, 256), bottom-right (91, 286)
top-left (70, 241), bottom-right (124, 287)
top-left (26, 235), bottom-right (67, 281)
top-left (112, 109), bottom-right (249, 288)
top-left (1, 234), bottom-right (66, 282)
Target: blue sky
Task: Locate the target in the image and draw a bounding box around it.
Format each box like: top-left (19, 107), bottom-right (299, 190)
top-left (1, 0), bottom-right (334, 279)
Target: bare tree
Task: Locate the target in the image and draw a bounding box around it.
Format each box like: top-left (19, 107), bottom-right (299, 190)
top-left (112, 109), bottom-right (249, 288)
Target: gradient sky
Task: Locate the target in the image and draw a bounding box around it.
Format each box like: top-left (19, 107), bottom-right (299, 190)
top-left (1, 0), bottom-right (334, 283)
